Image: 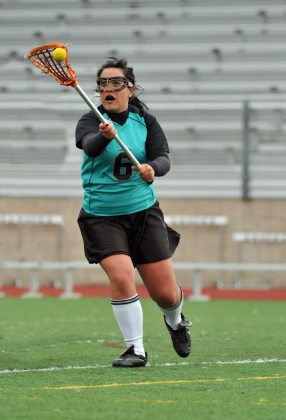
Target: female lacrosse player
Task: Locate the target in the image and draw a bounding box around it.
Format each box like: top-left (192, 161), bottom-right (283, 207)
top-left (75, 57), bottom-right (192, 368)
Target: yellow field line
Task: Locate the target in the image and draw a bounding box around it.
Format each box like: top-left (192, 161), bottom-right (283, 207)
top-left (30, 375), bottom-right (286, 391)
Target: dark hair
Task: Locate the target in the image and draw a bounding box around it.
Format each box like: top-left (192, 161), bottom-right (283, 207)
top-left (96, 57), bottom-right (148, 111)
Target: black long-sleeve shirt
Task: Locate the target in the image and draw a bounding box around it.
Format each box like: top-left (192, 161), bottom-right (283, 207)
top-left (81, 132), bottom-right (170, 176)
top-left (76, 106), bottom-right (170, 177)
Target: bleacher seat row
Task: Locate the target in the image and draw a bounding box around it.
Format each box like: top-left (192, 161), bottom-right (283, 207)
top-left (0, 0), bottom-right (285, 198)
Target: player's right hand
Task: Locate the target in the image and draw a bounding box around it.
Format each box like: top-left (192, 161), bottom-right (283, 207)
top-left (99, 121), bottom-right (117, 140)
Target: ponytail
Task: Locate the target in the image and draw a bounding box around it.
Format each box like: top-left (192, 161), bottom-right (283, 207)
top-left (129, 95), bottom-right (149, 111)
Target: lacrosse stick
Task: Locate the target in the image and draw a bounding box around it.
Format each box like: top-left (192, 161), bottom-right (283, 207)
top-left (25, 43), bottom-right (141, 170)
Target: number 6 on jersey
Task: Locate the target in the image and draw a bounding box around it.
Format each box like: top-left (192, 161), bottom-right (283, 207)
top-left (113, 152), bottom-right (133, 181)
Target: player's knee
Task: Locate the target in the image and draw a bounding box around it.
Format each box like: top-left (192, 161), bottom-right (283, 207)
top-left (109, 271), bottom-right (133, 294)
top-left (154, 289), bottom-right (178, 309)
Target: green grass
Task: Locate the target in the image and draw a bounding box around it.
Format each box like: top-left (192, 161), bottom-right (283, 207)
top-left (0, 298), bottom-right (285, 420)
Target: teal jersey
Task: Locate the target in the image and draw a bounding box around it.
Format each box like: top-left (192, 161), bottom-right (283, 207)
top-left (75, 105), bottom-right (168, 216)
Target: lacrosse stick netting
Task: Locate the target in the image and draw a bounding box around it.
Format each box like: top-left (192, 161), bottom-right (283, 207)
top-left (26, 43), bottom-right (141, 169)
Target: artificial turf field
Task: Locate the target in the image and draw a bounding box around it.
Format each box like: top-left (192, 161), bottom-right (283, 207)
top-left (0, 297), bottom-right (285, 420)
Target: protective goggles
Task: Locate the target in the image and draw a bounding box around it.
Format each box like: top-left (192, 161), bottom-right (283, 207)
top-left (95, 77), bottom-right (134, 92)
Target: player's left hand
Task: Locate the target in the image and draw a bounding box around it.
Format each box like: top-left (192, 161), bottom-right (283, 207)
top-left (132, 163), bottom-right (155, 183)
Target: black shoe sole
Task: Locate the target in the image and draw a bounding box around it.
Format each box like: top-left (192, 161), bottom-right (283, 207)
top-left (112, 347), bottom-right (148, 368)
top-left (112, 359), bottom-right (146, 368)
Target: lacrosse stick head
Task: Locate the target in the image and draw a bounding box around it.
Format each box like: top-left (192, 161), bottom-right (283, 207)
top-left (26, 43), bottom-right (77, 87)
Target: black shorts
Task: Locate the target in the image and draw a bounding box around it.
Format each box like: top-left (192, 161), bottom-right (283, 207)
top-left (77, 201), bottom-right (180, 267)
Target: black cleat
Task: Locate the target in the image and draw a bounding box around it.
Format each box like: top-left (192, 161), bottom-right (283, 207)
top-left (112, 345), bottom-right (148, 368)
top-left (164, 313), bottom-right (192, 358)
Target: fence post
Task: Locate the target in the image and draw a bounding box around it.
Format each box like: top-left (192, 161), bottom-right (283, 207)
top-left (187, 269), bottom-right (210, 301)
top-left (218, 224), bottom-right (225, 284)
top-left (21, 268), bottom-right (43, 298)
top-left (58, 268), bottom-right (82, 299)
top-left (0, 278), bottom-right (5, 297)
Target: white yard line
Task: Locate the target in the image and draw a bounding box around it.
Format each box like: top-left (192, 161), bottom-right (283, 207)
top-left (0, 358), bottom-right (285, 374)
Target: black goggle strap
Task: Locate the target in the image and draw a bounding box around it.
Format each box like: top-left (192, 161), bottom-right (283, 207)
top-left (95, 77), bottom-right (134, 92)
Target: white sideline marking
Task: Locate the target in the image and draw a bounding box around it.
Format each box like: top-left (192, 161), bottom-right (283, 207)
top-left (0, 364), bottom-right (112, 374)
top-left (215, 358), bottom-right (286, 365)
top-left (0, 358), bottom-right (285, 374)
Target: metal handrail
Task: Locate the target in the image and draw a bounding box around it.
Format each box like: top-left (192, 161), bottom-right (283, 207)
top-left (1, 260), bottom-right (286, 301)
top-left (2, 260), bottom-right (286, 271)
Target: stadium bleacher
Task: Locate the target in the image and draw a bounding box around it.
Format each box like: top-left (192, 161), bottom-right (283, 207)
top-left (0, 0), bottom-right (286, 198)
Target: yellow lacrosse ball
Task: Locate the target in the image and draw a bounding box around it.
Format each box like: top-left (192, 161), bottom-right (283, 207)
top-left (53, 48), bottom-right (66, 62)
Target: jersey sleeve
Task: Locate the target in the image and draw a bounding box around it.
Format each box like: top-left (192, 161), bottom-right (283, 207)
top-left (75, 110), bottom-right (101, 149)
top-left (148, 152), bottom-right (170, 177)
top-left (145, 112), bottom-right (169, 161)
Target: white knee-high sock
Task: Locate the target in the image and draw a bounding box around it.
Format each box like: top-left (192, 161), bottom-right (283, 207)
top-left (158, 288), bottom-right (183, 330)
top-left (111, 294), bottom-right (145, 356)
